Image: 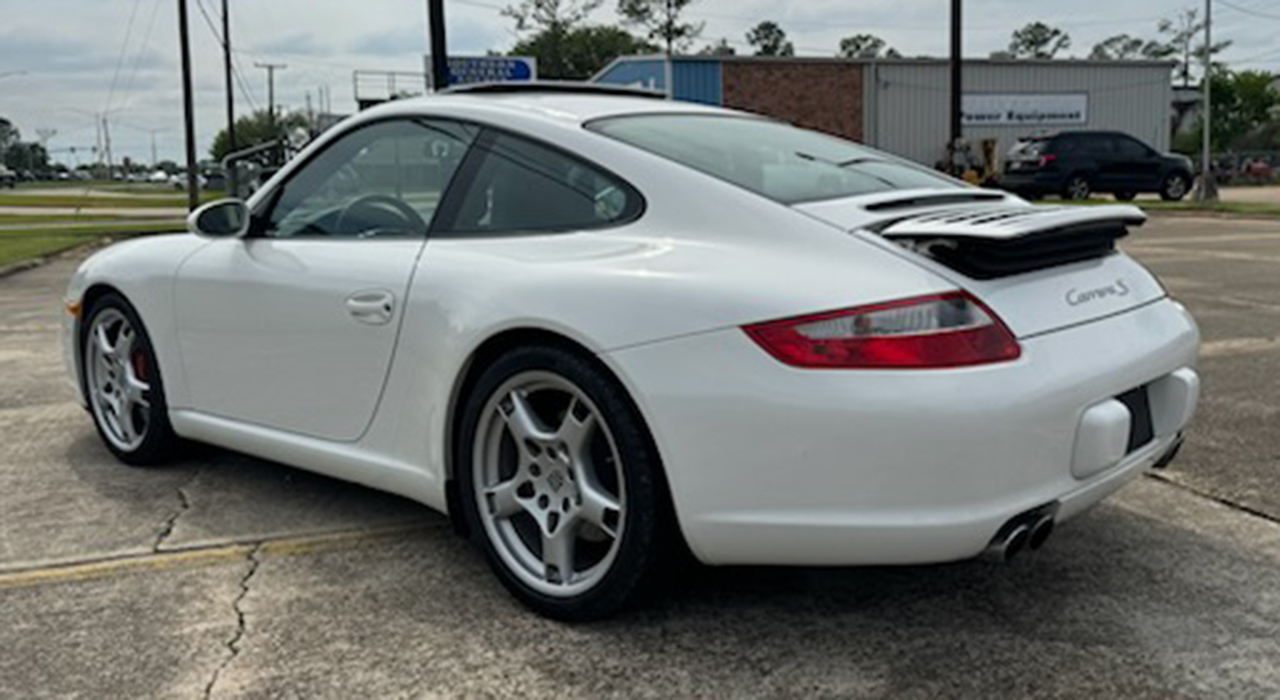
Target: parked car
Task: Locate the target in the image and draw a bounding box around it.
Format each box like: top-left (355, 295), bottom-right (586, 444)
top-left (0, 164), bottom-right (16, 189)
top-left (1000, 131), bottom-right (1194, 202)
top-left (63, 85), bottom-right (1200, 620)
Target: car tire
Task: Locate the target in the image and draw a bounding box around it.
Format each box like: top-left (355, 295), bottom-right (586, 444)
top-left (1161, 173), bottom-right (1190, 201)
top-left (81, 292), bottom-right (181, 466)
top-left (457, 344), bottom-right (670, 621)
top-left (1114, 191), bottom-right (1137, 202)
top-left (1063, 175), bottom-right (1091, 201)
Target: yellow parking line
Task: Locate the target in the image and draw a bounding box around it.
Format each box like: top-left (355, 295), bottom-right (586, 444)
top-left (0, 522), bottom-right (431, 590)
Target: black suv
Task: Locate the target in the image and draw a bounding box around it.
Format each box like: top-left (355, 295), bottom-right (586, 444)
top-left (1000, 131), bottom-right (1194, 202)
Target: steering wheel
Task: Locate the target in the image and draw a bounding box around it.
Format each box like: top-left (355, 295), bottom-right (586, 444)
top-left (334, 194), bottom-right (427, 238)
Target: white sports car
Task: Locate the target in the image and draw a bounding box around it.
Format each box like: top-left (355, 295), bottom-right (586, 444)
top-left (63, 84), bottom-right (1199, 620)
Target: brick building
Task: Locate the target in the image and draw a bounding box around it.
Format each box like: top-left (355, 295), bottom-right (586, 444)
top-left (593, 56), bottom-right (1174, 169)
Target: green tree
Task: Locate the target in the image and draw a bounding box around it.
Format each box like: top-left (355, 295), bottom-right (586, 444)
top-left (617, 0), bottom-right (703, 54)
top-left (838, 34), bottom-right (900, 59)
top-left (1089, 34), bottom-right (1151, 60)
top-left (746, 21), bottom-right (793, 57)
top-left (3, 141), bottom-right (48, 172)
top-left (513, 25), bottom-right (656, 79)
top-left (698, 38), bottom-right (736, 56)
top-left (1145, 8), bottom-right (1233, 87)
top-left (504, 0), bottom-right (602, 33)
top-left (1007, 22), bottom-right (1070, 59)
top-left (0, 117), bottom-right (19, 154)
top-left (210, 109), bottom-right (308, 163)
top-left (1180, 69), bottom-right (1279, 152)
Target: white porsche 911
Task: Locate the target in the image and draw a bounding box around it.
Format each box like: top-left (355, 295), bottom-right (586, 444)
top-left (63, 84), bottom-right (1199, 620)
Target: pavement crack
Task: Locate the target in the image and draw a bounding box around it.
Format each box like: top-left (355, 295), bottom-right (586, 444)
top-left (203, 542), bottom-right (262, 700)
top-left (1146, 472), bottom-right (1280, 527)
top-left (154, 468), bottom-right (200, 552)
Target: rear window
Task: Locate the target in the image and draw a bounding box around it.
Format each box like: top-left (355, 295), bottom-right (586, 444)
top-left (1008, 139), bottom-right (1047, 159)
top-left (587, 114), bottom-right (958, 204)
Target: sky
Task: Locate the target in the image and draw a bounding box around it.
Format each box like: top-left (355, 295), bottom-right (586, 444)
top-left (2, 0), bottom-right (1279, 167)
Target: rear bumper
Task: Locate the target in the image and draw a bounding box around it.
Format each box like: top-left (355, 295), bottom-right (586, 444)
top-left (604, 299), bottom-right (1199, 566)
top-left (998, 171), bottom-right (1061, 192)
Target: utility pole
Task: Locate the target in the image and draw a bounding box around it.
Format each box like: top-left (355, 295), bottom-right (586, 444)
top-left (178, 0), bottom-right (200, 211)
top-left (1196, 0), bottom-right (1218, 202)
top-left (222, 0), bottom-right (237, 194)
top-left (427, 0), bottom-right (449, 90)
top-left (255, 62), bottom-right (287, 165)
top-left (102, 116), bottom-right (114, 177)
top-left (949, 0), bottom-right (963, 169)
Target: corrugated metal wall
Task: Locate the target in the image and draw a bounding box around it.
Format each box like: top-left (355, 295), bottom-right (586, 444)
top-left (672, 60), bottom-right (722, 105)
top-left (866, 61), bottom-right (1173, 166)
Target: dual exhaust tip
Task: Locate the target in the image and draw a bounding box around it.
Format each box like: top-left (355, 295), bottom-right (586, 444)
top-left (984, 513), bottom-right (1055, 563)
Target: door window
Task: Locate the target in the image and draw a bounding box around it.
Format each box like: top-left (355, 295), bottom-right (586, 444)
top-left (263, 120), bottom-right (476, 239)
top-left (1113, 137), bottom-right (1150, 160)
top-left (441, 131), bottom-right (641, 235)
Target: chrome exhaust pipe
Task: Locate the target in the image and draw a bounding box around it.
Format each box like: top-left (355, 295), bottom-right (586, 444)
top-left (1028, 515), bottom-right (1055, 551)
top-left (983, 524), bottom-right (1030, 562)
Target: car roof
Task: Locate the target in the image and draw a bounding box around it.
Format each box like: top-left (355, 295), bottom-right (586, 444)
top-left (357, 84), bottom-right (737, 127)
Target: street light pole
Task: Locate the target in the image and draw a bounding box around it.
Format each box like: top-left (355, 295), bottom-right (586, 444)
top-left (178, 0), bottom-right (200, 211)
top-left (427, 0), bottom-right (449, 90)
top-left (222, 0), bottom-right (237, 193)
top-left (1197, 0), bottom-right (1218, 202)
top-left (949, 0), bottom-right (963, 170)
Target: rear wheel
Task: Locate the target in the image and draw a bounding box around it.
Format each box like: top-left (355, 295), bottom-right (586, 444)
top-left (457, 345), bottom-right (668, 621)
top-left (1161, 173), bottom-right (1190, 201)
top-left (82, 293), bottom-right (179, 466)
top-left (1063, 175), bottom-right (1091, 201)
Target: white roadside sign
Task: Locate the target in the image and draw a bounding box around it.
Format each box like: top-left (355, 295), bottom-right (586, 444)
top-left (962, 94), bottom-right (1089, 126)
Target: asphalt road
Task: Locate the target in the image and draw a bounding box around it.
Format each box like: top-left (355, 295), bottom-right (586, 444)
top-left (3, 216), bottom-right (1279, 699)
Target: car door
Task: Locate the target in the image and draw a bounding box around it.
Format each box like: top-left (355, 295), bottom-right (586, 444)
top-left (1112, 135), bottom-right (1163, 191)
top-left (1078, 134), bottom-right (1120, 191)
top-left (173, 118), bottom-right (477, 441)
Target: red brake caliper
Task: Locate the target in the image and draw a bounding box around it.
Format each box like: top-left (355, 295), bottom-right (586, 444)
top-left (131, 350), bottom-right (148, 382)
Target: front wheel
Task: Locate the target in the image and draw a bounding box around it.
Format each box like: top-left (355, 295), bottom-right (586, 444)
top-left (82, 293), bottom-right (180, 466)
top-left (457, 345), bottom-right (668, 621)
top-left (1063, 175), bottom-right (1091, 201)
top-left (1161, 173), bottom-right (1190, 201)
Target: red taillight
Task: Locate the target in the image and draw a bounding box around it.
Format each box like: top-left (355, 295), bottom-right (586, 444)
top-left (743, 292), bottom-right (1022, 370)
top-left (1038, 154), bottom-right (1057, 167)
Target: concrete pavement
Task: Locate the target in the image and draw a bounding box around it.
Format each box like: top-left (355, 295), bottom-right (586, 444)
top-left (2, 216), bottom-right (1279, 698)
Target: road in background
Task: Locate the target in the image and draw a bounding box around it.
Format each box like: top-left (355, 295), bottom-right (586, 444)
top-left (2, 216), bottom-right (1279, 698)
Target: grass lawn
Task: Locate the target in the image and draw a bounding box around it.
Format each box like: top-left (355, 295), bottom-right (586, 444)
top-left (0, 222), bottom-right (185, 269)
top-left (1035, 198), bottom-right (1280, 218)
top-left (0, 193), bottom-right (198, 209)
top-left (0, 213), bottom-right (167, 225)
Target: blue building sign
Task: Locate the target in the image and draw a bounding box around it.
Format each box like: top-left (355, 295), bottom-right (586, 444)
top-left (425, 56), bottom-right (537, 88)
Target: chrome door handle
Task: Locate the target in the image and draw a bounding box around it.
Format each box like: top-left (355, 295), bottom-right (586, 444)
top-left (345, 290), bottom-right (395, 325)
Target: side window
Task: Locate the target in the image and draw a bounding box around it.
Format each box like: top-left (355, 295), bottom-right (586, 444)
top-left (1114, 137), bottom-right (1149, 159)
top-left (444, 132), bottom-right (639, 235)
top-left (263, 119), bottom-right (476, 239)
top-left (1081, 135), bottom-right (1113, 158)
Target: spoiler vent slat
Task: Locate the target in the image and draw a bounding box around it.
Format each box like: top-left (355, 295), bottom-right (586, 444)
top-left (881, 204), bottom-right (1144, 280)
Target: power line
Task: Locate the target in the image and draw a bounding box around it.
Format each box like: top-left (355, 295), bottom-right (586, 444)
top-left (104, 0), bottom-right (145, 114)
top-left (1218, 0), bottom-right (1280, 21)
top-left (120, 0), bottom-right (164, 100)
top-left (191, 0), bottom-right (259, 112)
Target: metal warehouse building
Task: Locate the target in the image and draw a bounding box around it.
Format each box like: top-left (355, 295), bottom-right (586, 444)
top-left (593, 56), bottom-right (1174, 168)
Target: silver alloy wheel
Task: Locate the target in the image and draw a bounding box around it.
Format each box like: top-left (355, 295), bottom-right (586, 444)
top-left (1066, 177), bottom-right (1090, 200)
top-left (85, 308), bottom-right (151, 452)
top-left (472, 371), bottom-right (625, 598)
top-left (1165, 175), bottom-right (1188, 200)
